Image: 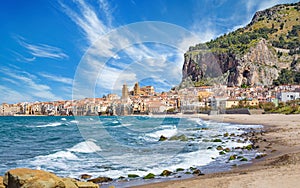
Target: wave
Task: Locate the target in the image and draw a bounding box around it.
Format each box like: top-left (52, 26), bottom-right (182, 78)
top-left (70, 120), bottom-right (79, 124)
top-left (32, 151), bottom-right (78, 163)
top-left (36, 122), bottom-right (63, 128)
top-left (146, 127), bottom-right (177, 139)
top-left (67, 140), bottom-right (102, 153)
top-left (61, 118), bottom-right (67, 121)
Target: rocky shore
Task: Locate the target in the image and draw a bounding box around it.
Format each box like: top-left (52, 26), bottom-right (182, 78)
top-left (0, 168), bottom-right (99, 188)
top-left (1, 114), bottom-right (300, 188)
top-left (134, 114), bottom-right (300, 188)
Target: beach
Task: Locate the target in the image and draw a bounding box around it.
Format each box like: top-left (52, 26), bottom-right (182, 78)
top-left (134, 114), bottom-right (300, 188)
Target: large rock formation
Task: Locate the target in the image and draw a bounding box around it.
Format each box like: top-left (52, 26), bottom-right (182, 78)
top-left (182, 2), bottom-right (299, 87)
top-left (3, 168), bottom-right (99, 188)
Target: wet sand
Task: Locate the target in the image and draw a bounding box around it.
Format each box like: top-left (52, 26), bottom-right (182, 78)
top-left (134, 114), bottom-right (300, 188)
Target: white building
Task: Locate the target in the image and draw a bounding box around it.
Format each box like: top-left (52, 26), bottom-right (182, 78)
top-left (277, 92), bottom-right (300, 102)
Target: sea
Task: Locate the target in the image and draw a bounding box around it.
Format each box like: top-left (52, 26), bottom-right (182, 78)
top-left (0, 116), bottom-right (262, 186)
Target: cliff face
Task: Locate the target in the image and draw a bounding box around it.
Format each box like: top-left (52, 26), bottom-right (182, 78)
top-left (182, 39), bottom-right (279, 86)
top-left (182, 2), bottom-right (299, 87)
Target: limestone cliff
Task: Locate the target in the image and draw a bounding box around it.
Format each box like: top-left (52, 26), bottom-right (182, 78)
top-left (182, 2), bottom-right (300, 87)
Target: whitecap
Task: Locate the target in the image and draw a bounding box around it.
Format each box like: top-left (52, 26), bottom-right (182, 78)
top-left (34, 151), bottom-right (78, 161)
top-left (61, 118), bottom-right (67, 121)
top-left (146, 128), bottom-right (178, 139)
top-left (36, 122), bottom-right (62, 128)
top-left (70, 120), bottom-right (79, 124)
top-left (67, 140), bottom-right (102, 153)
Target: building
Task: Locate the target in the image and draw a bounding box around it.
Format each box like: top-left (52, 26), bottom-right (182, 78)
top-left (277, 92), bottom-right (300, 102)
top-left (122, 83), bottom-right (129, 100)
top-left (140, 86), bottom-right (155, 96)
top-left (133, 82), bottom-right (141, 96)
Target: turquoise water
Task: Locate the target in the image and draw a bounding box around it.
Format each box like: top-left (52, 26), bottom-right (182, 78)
top-left (0, 116), bottom-right (262, 180)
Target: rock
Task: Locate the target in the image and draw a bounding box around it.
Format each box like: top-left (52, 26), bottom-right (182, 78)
top-left (207, 146), bottom-right (213, 150)
top-left (229, 155), bottom-right (237, 160)
top-left (3, 168), bottom-right (99, 188)
top-left (0, 176), bottom-right (4, 188)
top-left (176, 168), bottom-right (184, 172)
top-left (4, 168), bottom-right (67, 188)
top-left (61, 178), bottom-right (78, 188)
top-left (230, 133), bottom-right (235, 137)
top-left (240, 157), bottom-right (248, 161)
top-left (255, 153), bottom-right (267, 159)
top-left (212, 139), bottom-right (222, 142)
top-left (219, 151), bottom-right (226, 155)
top-left (160, 170), bottom-right (172, 177)
top-left (192, 169), bottom-right (201, 175)
top-left (223, 132), bottom-right (229, 137)
top-left (80, 174), bottom-right (92, 180)
top-left (128, 174), bottom-right (139, 178)
top-left (143, 173), bottom-right (155, 179)
top-left (169, 134), bottom-right (188, 141)
top-left (159, 135), bottom-right (167, 141)
top-left (75, 181), bottom-right (99, 188)
top-left (224, 148), bottom-right (231, 152)
top-left (216, 146), bottom-right (223, 150)
top-left (244, 144), bottom-right (253, 150)
top-left (88, 176), bottom-right (112, 183)
top-left (189, 167), bottom-right (197, 171)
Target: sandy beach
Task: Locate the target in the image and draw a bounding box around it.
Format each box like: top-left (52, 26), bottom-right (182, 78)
top-left (134, 114), bottom-right (300, 188)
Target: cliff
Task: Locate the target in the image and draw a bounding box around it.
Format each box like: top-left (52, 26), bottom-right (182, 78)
top-left (182, 2), bottom-right (300, 87)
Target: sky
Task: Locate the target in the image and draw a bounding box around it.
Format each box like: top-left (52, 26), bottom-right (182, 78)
top-left (0, 0), bottom-right (298, 103)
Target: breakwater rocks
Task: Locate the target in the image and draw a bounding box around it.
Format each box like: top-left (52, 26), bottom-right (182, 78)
top-left (1, 168), bottom-right (99, 188)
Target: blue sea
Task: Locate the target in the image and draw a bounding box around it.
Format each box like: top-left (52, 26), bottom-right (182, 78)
top-left (0, 116), bottom-right (262, 184)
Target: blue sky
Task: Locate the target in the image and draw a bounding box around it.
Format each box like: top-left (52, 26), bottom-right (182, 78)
top-left (0, 0), bottom-right (298, 103)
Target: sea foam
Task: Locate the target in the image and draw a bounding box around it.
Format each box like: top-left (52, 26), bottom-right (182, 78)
top-left (146, 126), bottom-right (178, 139)
top-left (67, 140), bottom-right (102, 153)
top-left (36, 122), bottom-right (63, 128)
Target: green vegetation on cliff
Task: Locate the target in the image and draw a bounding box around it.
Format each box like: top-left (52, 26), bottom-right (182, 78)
top-left (273, 68), bottom-right (300, 85)
top-left (183, 2), bottom-right (300, 87)
top-left (188, 2), bottom-right (300, 56)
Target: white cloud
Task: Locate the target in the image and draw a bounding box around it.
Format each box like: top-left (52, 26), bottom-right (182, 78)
top-left (59, 0), bottom-right (111, 45)
top-left (38, 72), bottom-right (73, 85)
top-left (16, 36), bottom-right (68, 60)
top-left (0, 67), bottom-right (63, 102)
top-left (0, 85), bottom-right (34, 104)
top-left (246, 0), bottom-right (283, 13)
top-left (11, 51), bottom-right (36, 63)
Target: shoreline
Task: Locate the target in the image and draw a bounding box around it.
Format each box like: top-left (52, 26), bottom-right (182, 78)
top-left (2, 114), bottom-right (300, 187)
top-left (133, 114), bottom-right (300, 188)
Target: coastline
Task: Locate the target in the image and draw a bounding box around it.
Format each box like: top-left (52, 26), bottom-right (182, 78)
top-left (133, 114), bottom-right (300, 188)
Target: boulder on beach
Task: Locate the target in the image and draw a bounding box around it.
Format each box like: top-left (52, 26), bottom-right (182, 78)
top-left (0, 176), bottom-right (5, 188)
top-left (176, 168), bottom-right (184, 172)
top-left (88, 176), bottom-right (113, 183)
top-left (3, 168), bottom-right (99, 188)
top-left (143, 173), bottom-right (155, 179)
top-left (160, 170), bottom-right (172, 177)
top-left (75, 181), bottom-right (99, 188)
top-left (216, 146), bottom-right (223, 150)
top-left (80, 174), bottom-right (92, 180)
top-left (128, 174), bottom-right (139, 178)
top-left (4, 168), bottom-right (67, 188)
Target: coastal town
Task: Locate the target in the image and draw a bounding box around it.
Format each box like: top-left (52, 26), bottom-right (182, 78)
top-left (1, 82), bottom-right (300, 116)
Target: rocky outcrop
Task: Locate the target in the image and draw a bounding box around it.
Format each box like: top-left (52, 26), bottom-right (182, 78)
top-left (0, 176), bottom-right (5, 188)
top-left (181, 2), bottom-right (299, 87)
top-left (3, 168), bottom-right (99, 188)
top-left (182, 39), bottom-right (279, 87)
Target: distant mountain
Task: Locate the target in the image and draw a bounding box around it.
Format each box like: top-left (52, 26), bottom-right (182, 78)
top-left (181, 2), bottom-right (300, 87)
